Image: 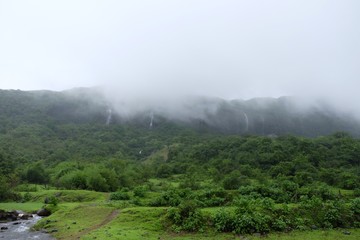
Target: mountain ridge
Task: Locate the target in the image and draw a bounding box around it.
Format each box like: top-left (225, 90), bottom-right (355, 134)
top-left (0, 88), bottom-right (359, 137)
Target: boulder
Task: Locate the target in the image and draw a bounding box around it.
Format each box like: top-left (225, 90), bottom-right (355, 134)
top-left (0, 210), bottom-right (18, 221)
top-left (37, 208), bottom-right (51, 217)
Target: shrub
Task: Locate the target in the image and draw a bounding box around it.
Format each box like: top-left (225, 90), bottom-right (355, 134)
top-left (351, 198), bottom-right (360, 227)
top-left (110, 191), bottom-right (130, 200)
top-left (15, 184), bottom-right (38, 192)
top-left (223, 173), bottom-right (250, 190)
top-left (213, 208), bottom-right (235, 232)
top-left (233, 212), bottom-right (271, 234)
top-left (272, 217), bottom-right (288, 231)
top-left (58, 170), bottom-right (87, 190)
top-left (179, 177), bottom-right (201, 190)
top-left (133, 186), bottom-right (147, 198)
top-left (165, 200), bottom-right (206, 232)
top-left (22, 192), bottom-right (32, 202)
top-left (45, 195), bottom-right (59, 206)
top-left (86, 170), bottom-right (109, 192)
top-left (193, 188), bottom-right (230, 207)
top-left (151, 188), bottom-right (190, 207)
top-left (354, 188), bottom-right (360, 197)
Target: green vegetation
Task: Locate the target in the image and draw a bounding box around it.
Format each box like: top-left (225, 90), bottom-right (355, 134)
top-left (0, 89), bottom-right (359, 239)
top-left (1, 132), bottom-right (359, 239)
top-left (0, 202), bottom-right (44, 212)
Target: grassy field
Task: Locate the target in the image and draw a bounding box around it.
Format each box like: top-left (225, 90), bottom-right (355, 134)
top-left (0, 202), bottom-right (44, 212)
top-left (251, 229), bottom-right (360, 240)
top-left (34, 204), bottom-right (115, 240)
top-left (20, 189), bottom-right (108, 203)
top-left (1, 188), bottom-right (359, 240)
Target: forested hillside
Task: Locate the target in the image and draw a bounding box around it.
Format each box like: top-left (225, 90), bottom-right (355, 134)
top-left (1, 88), bottom-right (360, 137)
top-left (1, 88), bottom-right (360, 194)
top-left (0, 88), bottom-right (359, 238)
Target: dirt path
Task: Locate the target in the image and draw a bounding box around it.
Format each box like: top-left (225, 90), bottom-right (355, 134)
top-left (70, 209), bottom-right (120, 240)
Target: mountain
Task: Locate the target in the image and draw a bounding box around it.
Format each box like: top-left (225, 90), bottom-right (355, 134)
top-left (1, 88), bottom-right (359, 137)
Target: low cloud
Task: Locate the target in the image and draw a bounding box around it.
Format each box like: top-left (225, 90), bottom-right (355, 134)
top-left (0, 1), bottom-right (359, 116)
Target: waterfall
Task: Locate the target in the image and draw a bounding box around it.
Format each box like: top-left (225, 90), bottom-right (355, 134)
top-left (243, 112), bottom-right (249, 132)
top-left (149, 112), bottom-right (154, 129)
top-left (106, 108), bottom-right (112, 125)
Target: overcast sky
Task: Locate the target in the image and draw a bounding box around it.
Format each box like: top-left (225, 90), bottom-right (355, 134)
top-left (0, 0), bottom-right (359, 102)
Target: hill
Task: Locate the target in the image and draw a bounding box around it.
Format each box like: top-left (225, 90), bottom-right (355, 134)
top-left (1, 88), bottom-right (359, 137)
top-left (0, 88), bottom-right (360, 239)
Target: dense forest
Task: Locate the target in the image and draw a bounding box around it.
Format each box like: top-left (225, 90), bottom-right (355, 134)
top-left (0, 89), bottom-right (359, 236)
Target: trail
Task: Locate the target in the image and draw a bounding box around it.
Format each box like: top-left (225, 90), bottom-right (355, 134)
top-left (70, 209), bottom-right (119, 240)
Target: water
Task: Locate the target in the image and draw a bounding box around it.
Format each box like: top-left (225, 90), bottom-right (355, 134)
top-left (243, 112), bottom-right (249, 132)
top-left (0, 215), bottom-right (54, 240)
top-left (149, 112), bottom-right (154, 129)
top-left (106, 108), bottom-right (112, 125)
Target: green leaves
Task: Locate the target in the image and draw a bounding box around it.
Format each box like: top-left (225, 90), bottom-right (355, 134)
top-left (165, 200), bottom-right (206, 232)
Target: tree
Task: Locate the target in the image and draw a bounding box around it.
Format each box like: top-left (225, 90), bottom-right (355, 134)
top-left (25, 162), bottom-right (49, 184)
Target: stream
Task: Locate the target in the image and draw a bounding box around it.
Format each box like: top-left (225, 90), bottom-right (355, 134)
top-left (0, 214), bottom-right (54, 240)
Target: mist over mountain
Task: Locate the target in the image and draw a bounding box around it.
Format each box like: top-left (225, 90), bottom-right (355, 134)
top-left (1, 88), bottom-right (359, 137)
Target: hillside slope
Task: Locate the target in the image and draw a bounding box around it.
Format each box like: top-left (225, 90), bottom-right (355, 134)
top-left (1, 88), bottom-right (359, 137)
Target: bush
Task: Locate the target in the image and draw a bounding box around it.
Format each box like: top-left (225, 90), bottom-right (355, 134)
top-left (223, 173), bottom-right (250, 190)
top-left (151, 188), bottom-right (190, 207)
top-left (110, 191), bottom-right (131, 200)
top-left (179, 177), bottom-right (201, 190)
top-left (86, 170), bottom-right (109, 192)
top-left (22, 192), bottom-right (32, 202)
top-left (58, 170), bottom-right (87, 190)
top-left (238, 184), bottom-right (283, 202)
top-left (193, 188), bottom-right (231, 207)
top-left (15, 184), bottom-right (38, 192)
top-left (353, 188), bottom-right (360, 197)
top-left (225, 197), bottom-right (274, 234)
top-left (0, 176), bottom-right (21, 201)
top-left (307, 184), bottom-right (336, 200)
top-left (165, 200), bottom-right (206, 232)
top-left (351, 198), bottom-right (360, 227)
top-left (133, 186), bottom-right (147, 198)
top-left (45, 195), bottom-right (59, 206)
top-left (213, 208), bottom-right (235, 232)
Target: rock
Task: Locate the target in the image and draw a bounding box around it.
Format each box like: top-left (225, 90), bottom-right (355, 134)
top-left (311, 225), bottom-right (318, 230)
top-left (20, 214), bottom-right (33, 220)
top-left (37, 208), bottom-right (51, 217)
top-left (0, 227), bottom-right (8, 230)
top-left (4, 211), bottom-right (19, 221)
top-left (13, 222), bottom-right (21, 225)
top-left (343, 231), bottom-right (351, 235)
top-left (0, 210), bottom-right (35, 222)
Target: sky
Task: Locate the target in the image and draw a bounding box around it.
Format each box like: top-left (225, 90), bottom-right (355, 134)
top-left (0, 0), bottom-right (359, 104)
